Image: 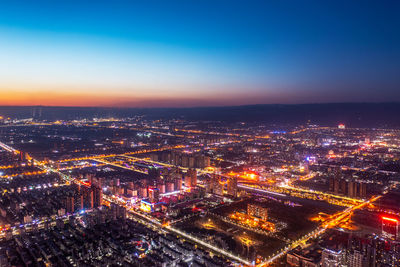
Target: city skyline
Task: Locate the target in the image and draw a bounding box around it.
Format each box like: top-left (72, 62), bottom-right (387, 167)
top-left (1, 1), bottom-right (400, 107)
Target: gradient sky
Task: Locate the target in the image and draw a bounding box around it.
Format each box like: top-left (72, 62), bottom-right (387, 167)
top-left (0, 0), bottom-right (400, 107)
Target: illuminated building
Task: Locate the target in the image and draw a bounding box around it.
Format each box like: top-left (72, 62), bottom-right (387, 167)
top-left (347, 251), bottom-right (364, 267)
top-left (139, 187), bottom-right (148, 198)
top-left (210, 174), bottom-right (223, 195)
top-left (287, 249), bottom-right (320, 267)
top-left (185, 169), bottom-right (197, 187)
top-left (110, 203), bottom-right (118, 220)
top-left (330, 177), bottom-right (367, 198)
top-left (82, 186), bottom-right (94, 209)
top-left (382, 216), bottom-right (399, 240)
top-left (174, 177), bottom-right (182, 191)
top-left (78, 194), bottom-right (84, 210)
top-left (158, 182), bottom-right (166, 194)
top-left (321, 248), bottom-right (344, 267)
top-left (338, 124), bottom-right (346, 129)
top-left (92, 185), bottom-right (103, 208)
top-left (19, 151), bottom-right (26, 162)
top-left (230, 211), bottom-right (275, 231)
top-left (66, 196), bottom-right (74, 213)
top-left (149, 188), bottom-right (160, 203)
top-left (181, 155), bottom-right (189, 167)
top-left (166, 182), bottom-right (174, 192)
top-left (140, 200), bottom-right (153, 212)
top-left (184, 173), bottom-right (191, 187)
top-left (188, 156), bottom-right (195, 168)
top-left (247, 204), bottom-right (268, 221)
top-left (227, 176), bottom-right (238, 197)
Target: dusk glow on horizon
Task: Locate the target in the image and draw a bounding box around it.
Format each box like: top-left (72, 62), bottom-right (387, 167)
top-left (1, 1), bottom-right (400, 107)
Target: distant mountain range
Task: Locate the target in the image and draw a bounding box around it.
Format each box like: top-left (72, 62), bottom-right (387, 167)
top-left (1, 103), bottom-right (400, 128)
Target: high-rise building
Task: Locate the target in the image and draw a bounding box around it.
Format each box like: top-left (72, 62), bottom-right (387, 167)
top-left (158, 182), bottom-right (166, 194)
top-left (149, 188), bottom-right (160, 203)
top-left (227, 176), bottom-right (238, 197)
top-left (77, 194), bottom-right (84, 210)
top-left (184, 174), bottom-right (191, 187)
top-left (166, 182), bottom-right (174, 192)
top-left (321, 248), bottom-right (344, 267)
top-left (348, 181), bottom-right (355, 197)
top-left (139, 186), bottom-right (148, 198)
top-left (65, 196), bottom-right (74, 213)
top-left (360, 183), bottom-right (367, 198)
top-left (92, 185), bottom-right (103, 208)
top-left (211, 174), bottom-right (223, 195)
top-left (82, 186), bottom-right (94, 209)
top-left (334, 178), bottom-right (340, 194)
top-left (382, 216), bottom-right (399, 240)
top-left (110, 203), bottom-right (118, 220)
top-left (174, 177), bottom-right (182, 191)
top-left (340, 180), bottom-right (347, 195)
top-left (186, 169), bottom-right (197, 187)
top-left (188, 156), bottom-right (195, 168)
top-left (329, 177), bottom-right (335, 192)
top-left (347, 250), bottom-right (364, 267)
top-left (181, 155), bottom-right (189, 167)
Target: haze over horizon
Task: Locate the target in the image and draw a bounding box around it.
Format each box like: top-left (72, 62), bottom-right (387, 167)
top-left (1, 0), bottom-right (400, 107)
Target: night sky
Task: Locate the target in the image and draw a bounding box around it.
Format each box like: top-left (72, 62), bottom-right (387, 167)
top-left (0, 0), bottom-right (399, 107)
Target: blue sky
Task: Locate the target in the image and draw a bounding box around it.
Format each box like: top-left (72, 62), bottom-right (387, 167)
top-left (0, 0), bottom-right (399, 107)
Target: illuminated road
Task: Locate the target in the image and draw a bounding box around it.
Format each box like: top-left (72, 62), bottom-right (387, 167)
top-left (238, 184), bottom-right (287, 197)
top-left (56, 145), bottom-right (185, 163)
top-left (0, 170), bottom-right (47, 179)
top-left (92, 158), bottom-right (148, 174)
top-left (281, 184), bottom-right (363, 204)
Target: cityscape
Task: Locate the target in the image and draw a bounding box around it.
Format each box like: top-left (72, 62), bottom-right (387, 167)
top-left (0, 114), bottom-right (399, 266)
top-left (1, 1), bottom-right (400, 266)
